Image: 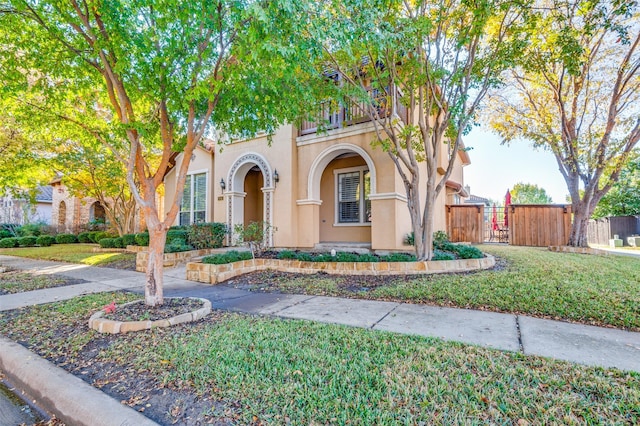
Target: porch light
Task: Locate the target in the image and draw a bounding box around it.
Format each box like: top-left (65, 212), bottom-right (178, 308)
top-left (219, 178), bottom-right (226, 191)
top-left (274, 169), bottom-right (279, 185)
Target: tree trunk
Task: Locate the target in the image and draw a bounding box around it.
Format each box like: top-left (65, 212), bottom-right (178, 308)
top-left (145, 224), bottom-right (167, 306)
top-left (568, 204), bottom-right (591, 247)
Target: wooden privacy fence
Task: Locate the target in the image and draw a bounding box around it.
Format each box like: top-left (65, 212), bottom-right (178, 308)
top-left (508, 204), bottom-right (572, 247)
top-left (446, 204), bottom-right (484, 243)
top-left (588, 216), bottom-right (640, 245)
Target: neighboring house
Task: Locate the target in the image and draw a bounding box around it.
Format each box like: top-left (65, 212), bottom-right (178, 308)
top-left (0, 185), bottom-right (53, 225)
top-left (465, 191), bottom-right (491, 207)
top-left (164, 101), bottom-right (470, 251)
top-left (51, 177), bottom-right (107, 233)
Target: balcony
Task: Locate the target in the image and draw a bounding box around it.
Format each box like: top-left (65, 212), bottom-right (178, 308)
top-left (299, 88), bottom-right (407, 137)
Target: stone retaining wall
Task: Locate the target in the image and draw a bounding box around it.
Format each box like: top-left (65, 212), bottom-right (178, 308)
top-left (186, 255), bottom-right (496, 284)
top-left (136, 248), bottom-right (233, 272)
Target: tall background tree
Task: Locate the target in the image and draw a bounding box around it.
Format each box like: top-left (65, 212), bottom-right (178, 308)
top-left (592, 154), bottom-right (640, 218)
top-left (307, 0), bottom-right (529, 259)
top-left (510, 182), bottom-right (553, 204)
top-left (1, 0), bottom-right (313, 305)
top-left (487, 0), bottom-right (640, 246)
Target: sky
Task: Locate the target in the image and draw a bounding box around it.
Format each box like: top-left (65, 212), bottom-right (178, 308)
top-left (463, 128), bottom-right (569, 204)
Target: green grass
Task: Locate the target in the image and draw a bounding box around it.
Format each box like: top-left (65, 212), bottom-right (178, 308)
top-left (0, 269), bottom-right (69, 294)
top-left (1, 294), bottom-right (638, 425)
top-left (256, 245), bottom-right (640, 330)
top-left (0, 243), bottom-right (136, 268)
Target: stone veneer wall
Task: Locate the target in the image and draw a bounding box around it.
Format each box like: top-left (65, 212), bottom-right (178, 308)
top-left (187, 256), bottom-right (496, 284)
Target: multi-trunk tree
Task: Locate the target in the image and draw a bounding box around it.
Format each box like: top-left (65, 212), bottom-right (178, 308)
top-left (487, 0), bottom-right (640, 246)
top-left (308, 0), bottom-right (529, 259)
top-left (1, 0), bottom-right (312, 305)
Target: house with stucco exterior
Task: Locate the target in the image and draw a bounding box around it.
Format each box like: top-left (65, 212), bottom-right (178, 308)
top-left (164, 98), bottom-right (470, 252)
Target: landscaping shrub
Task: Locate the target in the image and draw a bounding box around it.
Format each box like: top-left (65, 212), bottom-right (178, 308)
top-left (164, 241), bottom-right (194, 253)
top-left (36, 235), bottom-right (56, 247)
top-left (188, 222), bottom-right (227, 249)
top-left (450, 244), bottom-right (484, 259)
top-left (77, 232), bottom-right (92, 243)
top-left (135, 232), bottom-right (149, 246)
top-left (356, 253), bottom-right (380, 262)
top-left (404, 232), bottom-right (415, 246)
top-left (113, 237), bottom-right (125, 248)
top-left (276, 250), bottom-right (297, 260)
top-left (202, 250), bottom-right (253, 265)
top-left (122, 234), bottom-right (137, 247)
top-left (18, 236), bottom-right (38, 247)
top-left (296, 252), bottom-right (314, 262)
top-left (432, 250), bottom-right (456, 261)
top-left (334, 252), bottom-right (361, 262)
top-left (381, 252), bottom-right (417, 262)
top-left (98, 238), bottom-right (117, 248)
top-left (55, 234), bottom-right (78, 244)
top-left (433, 230), bottom-right (449, 246)
top-left (0, 237), bottom-right (19, 248)
top-left (16, 223), bottom-right (43, 237)
top-left (0, 229), bottom-right (12, 239)
top-left (167, 229), bottom-right (188, 244)
top-left (92, 231), bottom-right (109, 243)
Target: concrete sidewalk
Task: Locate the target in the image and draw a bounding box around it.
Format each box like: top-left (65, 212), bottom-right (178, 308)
top-left (1, 254), bottom-right (640, 424)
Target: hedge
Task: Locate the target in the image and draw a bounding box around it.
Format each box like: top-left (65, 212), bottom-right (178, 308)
top-left (55, 234), bottom-right (78, 244)
top-left (187, 222), bottom-right (227, 249)
top-left (98, 238), bottom-right (118, 248)
top-left (18, 236), bottom-right (38, 247)
top-left (36, 235), bottom-right (56, 247)
top-left (0, 237), bottom-right (19, 248)
top-left (122, 234), bottom-right (137, 247)
top-left (135, 232), bottom-right (149, 246)
top-left (78, 232), bottom-right (93, 243)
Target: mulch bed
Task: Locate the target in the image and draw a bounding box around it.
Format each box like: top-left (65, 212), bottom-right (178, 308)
top-left (102, 297), bottom-right (206, 322)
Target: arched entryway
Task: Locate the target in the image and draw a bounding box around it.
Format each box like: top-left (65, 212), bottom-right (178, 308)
top-left (307, 144), bottom-right (377, 245)
top-left (226, 153), bottom-right (275, 246)
top-left (90, 201), bottom-right (106, 223)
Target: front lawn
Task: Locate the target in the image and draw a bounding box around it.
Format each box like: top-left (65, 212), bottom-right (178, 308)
top-left (244, 245), bottom-right (640, 330)
top-left (0, 244), bottom-right (136, 269)
top-left (0, 293), bottom-right (638, 425)
top-left (0, 268), bottom-right (81, 294)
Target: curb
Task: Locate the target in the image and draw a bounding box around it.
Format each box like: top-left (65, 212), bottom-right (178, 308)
top-left (0, 336), bottom-right (158, 426)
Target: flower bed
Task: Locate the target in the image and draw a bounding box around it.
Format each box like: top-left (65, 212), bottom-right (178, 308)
top-left (187, 255), bottom-right (496, 284)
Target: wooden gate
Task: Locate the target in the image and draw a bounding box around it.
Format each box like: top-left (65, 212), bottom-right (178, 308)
top-left (446, 204), bottom-right (484, 243)
top-left (509, 204), bottom-right (572, 246)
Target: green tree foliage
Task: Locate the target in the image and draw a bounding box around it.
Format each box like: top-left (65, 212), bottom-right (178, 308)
top-left (487, 0), bottom-right (640, 246)
top-left (1, 0), bottom-right (314, 305)
top-left (593, 156), bottom-right (640, 218)
top-left (510, 182), bottom-right (553, 204)
top-left (305, 0), bottom-right (530, 260)
top-left (0, 102), bottom-right (51, 197)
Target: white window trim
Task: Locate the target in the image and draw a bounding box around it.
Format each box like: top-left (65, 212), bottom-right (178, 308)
top-left (179, 169), bottom-right (209, 226)
top-left (333, 165), bottom-right (371, 227)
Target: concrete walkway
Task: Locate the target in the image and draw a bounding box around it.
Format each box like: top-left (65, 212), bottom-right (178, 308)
top-left (1, 254), bottom-right (640, 424)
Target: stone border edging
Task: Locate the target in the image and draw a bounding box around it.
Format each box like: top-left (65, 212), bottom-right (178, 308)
top-left (548, 246), bottom-right (610, 256)
top-left (187, 255), bottom-right (496, 284)
top-left (89, 297), bottom-right (211, 334)
top-left (0, 336), bottom-right (159, 426)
